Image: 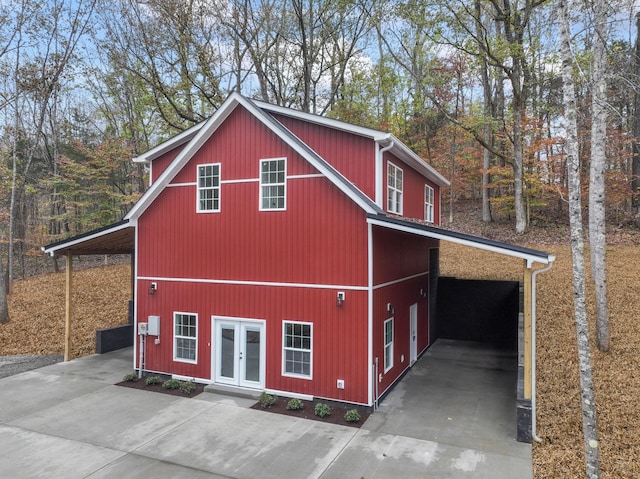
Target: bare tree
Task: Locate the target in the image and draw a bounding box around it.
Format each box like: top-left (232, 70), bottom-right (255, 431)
top-left (588, 0), bottom-right (610, 352)
top-left (559, 0), bottom-right (601, 475)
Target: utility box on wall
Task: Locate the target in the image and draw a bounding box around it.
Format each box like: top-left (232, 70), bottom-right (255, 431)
top-left (147, 315), bottom-right (160, 336)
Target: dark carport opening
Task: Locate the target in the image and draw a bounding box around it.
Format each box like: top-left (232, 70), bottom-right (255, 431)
top-left (433, 277), bottom-right (528, 442)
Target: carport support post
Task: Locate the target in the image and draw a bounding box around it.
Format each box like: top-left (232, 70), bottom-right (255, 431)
top-left (64, 252), bottom-right (72, 362)
top-left (523, 260), bottom-right (532, 400)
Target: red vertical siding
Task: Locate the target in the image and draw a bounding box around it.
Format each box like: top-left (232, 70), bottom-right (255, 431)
top-left (272, 113), bottom-right (376, 199)
top-left (383, 153), bottom-right (440, 222)
top-left (151, 148), bottom-right (183, 184)
top-left (136, 105), bottom-right (372, 404)
top-left (137, 282), bottom-right (370, 404)
top-left (371, 226), bottom-right (438, 397)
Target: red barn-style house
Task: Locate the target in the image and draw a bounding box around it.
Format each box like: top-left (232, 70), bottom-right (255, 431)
top-left (44, 93), bottom-right (553, 423)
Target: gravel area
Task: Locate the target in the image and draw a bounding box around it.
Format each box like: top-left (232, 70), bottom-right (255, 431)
top-left (0, 354), bottom-right (64, 379)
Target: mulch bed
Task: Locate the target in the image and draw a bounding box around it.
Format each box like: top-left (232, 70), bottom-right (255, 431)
top-left (250, 396), bottom-right (370, 428)
top-left (116, 379), bottom-right (205, 397)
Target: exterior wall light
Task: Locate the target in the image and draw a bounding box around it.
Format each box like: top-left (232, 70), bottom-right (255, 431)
top-left (420, 288), bottom-right (427, 299)
top-left (149, 282), bottom-right (157, 295)
top-left (336, 291), bottom-right (345, 307)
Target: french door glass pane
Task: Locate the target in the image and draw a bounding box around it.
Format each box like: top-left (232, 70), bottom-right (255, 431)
top-left (220, 326), bottom-right (235, 378)
top-left (244, 329), bottom-right (260, 382)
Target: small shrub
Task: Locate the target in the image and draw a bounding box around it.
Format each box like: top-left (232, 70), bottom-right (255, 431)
top-left (344, 409), bottom-right (361, 423)
top-left (286, 398), bottom-right (304, 410)
top-left (144, 376), bottom-right (162, 386)
top-left (314, 402), bottom-right (331, 418)
top-left (259, 391), bottom-right (278, 408)
top-left (179, 380), bottom-right (197, 395)
top-left (162, 378), bottom-right (181, 390)
top-left (123, 372), bottom-right (138, 382)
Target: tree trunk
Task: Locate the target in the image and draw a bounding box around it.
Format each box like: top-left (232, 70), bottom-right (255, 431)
top-left (632, 14), bottom-right (640, 215)
top-left (476, 0), bottom-right (492, 223)
top-left (589, 0), bottom-right (610, 353)
top-left (0, 261), bottom-right (8, 323)
top-left (559, 0), bottom-right (601, 476)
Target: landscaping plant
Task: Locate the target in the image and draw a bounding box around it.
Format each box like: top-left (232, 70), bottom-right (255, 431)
top-left (314, 403), bottom-right (331, 418)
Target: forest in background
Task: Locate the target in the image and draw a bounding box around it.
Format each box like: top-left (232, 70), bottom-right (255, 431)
top-left (1, 0), bottom-right (640, 281)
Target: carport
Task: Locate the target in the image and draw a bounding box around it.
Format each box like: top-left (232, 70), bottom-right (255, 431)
top-left (42, 219), bottom-right (136, 360)
top-left (366, 214), bottom-right (555, 443)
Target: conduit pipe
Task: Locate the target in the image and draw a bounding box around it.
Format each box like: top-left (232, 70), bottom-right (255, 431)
top-left (531, 255), bottom-right (556, 443)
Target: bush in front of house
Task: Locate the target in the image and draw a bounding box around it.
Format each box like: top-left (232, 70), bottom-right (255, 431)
top-left (179, 380), bottom-right (197, 395)
top-left (123, 372), bottom-right (138, 382)
top-left (344, 409), bottom-right (361, 423)
top-left (162, 378), bottom-right (181, 390)
top-left (314, 402), bottom-right (331, 418)
top-left (286, 398), bottom-right (304, 410)
top-left (259, 391), bottom-right (278, 408)
top-left (145, 376), bottom-right (162, 386)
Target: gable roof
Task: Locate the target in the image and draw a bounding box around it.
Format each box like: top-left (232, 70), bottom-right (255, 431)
top-left (125, 93), bottom-right (383, 221)
top-left (254, 100), bottom-right (450, 187)
top-left (367, 214), bottom-right (554, 266)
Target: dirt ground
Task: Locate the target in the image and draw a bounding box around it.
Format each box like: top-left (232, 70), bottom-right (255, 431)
top-left (2, 241), bottom-right (639, 478)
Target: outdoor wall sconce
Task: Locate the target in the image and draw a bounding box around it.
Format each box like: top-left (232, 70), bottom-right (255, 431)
top-left (336, 291), bottom-right (346, 307)
top-left (149, 282), bottom-right (157, 295)
top-left (387, 302), bottom-right (395, 314)
top-left (420, 288), bottom-right (427, 299)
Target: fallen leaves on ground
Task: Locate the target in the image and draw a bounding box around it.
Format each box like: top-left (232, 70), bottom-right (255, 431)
top-left (2, 263), bottom-right (130, 359)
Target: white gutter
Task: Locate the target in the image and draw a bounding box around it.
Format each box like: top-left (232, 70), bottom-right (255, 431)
top-left (531, 255), bottom-right (556, 443)
top-left (375, 139), bottom-right (394, 208)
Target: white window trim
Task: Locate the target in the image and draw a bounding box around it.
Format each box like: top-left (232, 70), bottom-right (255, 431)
top-left (259, 157), bottom-right (287, 211)
top-left (282, 320), bottom-right (313, 380)
top-left (174, 312), bottom-right (198, 364)
top-left (196, 163), bottom-right (221, 213)
top-left (424, 184), bottom-right (434, 223)
top-left (384, 317), bottom-right (394, 373)
top-left (387, 162), bottom-right (403, 215)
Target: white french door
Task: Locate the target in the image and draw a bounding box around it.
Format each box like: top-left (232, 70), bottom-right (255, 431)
top-left (213, 318), bottom-right (265, 389)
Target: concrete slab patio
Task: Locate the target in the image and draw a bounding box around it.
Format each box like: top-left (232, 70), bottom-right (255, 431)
top-left (0, 340), bottom-right (531, 478)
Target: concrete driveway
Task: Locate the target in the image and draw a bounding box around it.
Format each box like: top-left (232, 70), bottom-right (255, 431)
top-left (0, 340), bottom-right (531, 478)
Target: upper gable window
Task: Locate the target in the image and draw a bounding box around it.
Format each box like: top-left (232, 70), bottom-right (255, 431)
top-left (387, 162), bottom-right (403, 215)
top-left (197, 164), bottom-right (220, 212)
top-left (260, 158), bottom-right (286, 210)
top-left (425, 185), bottom-right (435, 223)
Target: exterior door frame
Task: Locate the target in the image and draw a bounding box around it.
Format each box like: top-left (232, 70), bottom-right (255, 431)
top-left (212, 316), bottom-right (266, 389)
top-left (409, 303), bottom-right (418, 365)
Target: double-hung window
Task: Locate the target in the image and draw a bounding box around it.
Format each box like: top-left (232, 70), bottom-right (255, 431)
top-left (283, 321), bottom-right (312, 379)
top-left (387, 162), bottom-right (403, 214)
top-left (174, 312), bottom-right (197, 363)
top-left (197, 164), bottom-right (220, 212)
top-left (260, 158), bottom-right (286, 210)
top-left (424, 185), bottom-right (435, 223)
top-left (384, 318), bottom-right (394, 372)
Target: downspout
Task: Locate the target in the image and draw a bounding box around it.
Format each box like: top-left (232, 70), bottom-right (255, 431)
top-left (376, 139), bottom-right (394, 207)
top-left (531, 255), bottom-right (556, 443)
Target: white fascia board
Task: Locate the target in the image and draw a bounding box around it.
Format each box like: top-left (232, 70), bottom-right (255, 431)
top-left (386, 135), bottom-right (450, 187)
top-left (126, 94), bottom-right (243, 220)
top-left (253, 99), bottom-right (390, 141)
top-left (366, 216), bottom-right (552, 265)
top-left (41, 221), bottom-right (131, 257)
top-left (132, 122), bottom-right (205, 163)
